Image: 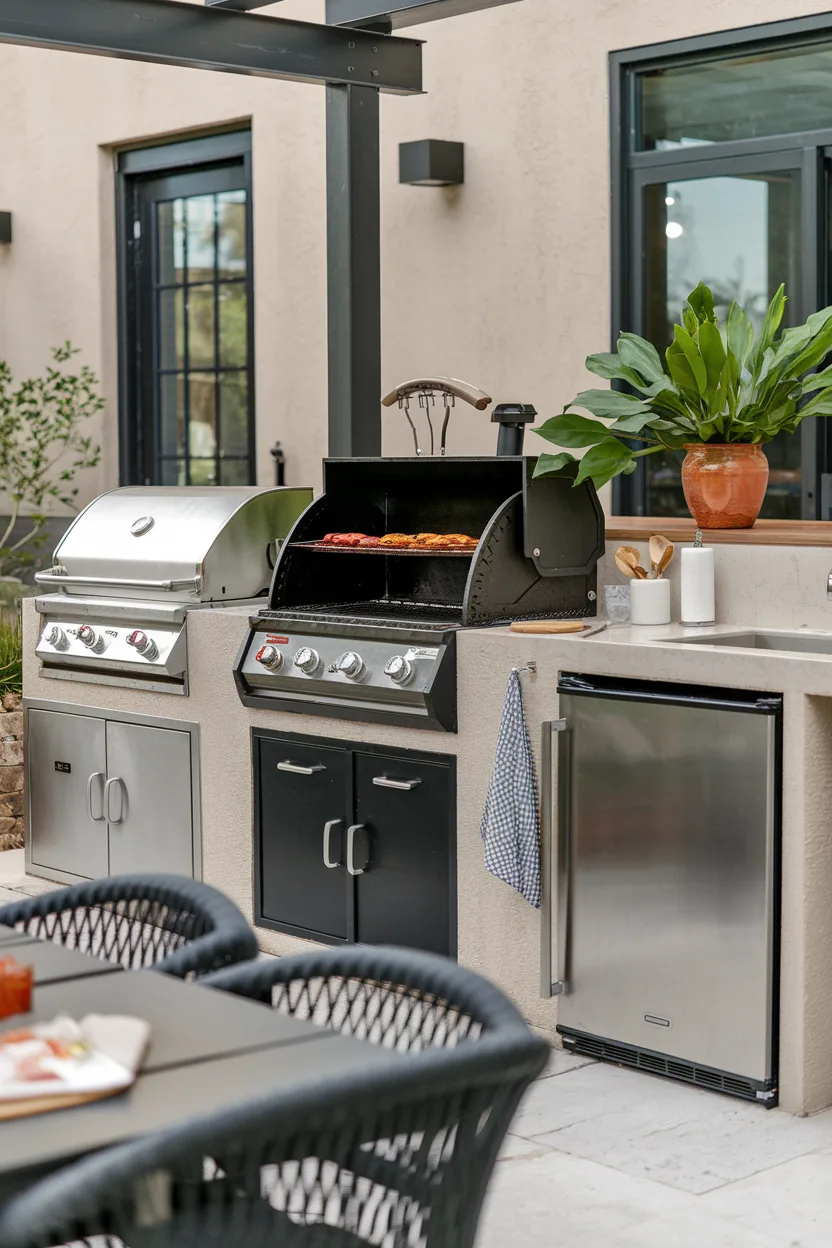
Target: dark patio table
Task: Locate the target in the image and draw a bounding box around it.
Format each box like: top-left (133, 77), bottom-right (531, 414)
top-left (0, 964), bottom-right (387, 1204)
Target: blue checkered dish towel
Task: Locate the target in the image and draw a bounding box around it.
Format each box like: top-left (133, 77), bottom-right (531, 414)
top-left (480, 669), bottom-right (541, 909)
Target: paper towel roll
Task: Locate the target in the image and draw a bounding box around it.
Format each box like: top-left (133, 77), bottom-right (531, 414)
top-left (681, 547), bottom-right (715, 625)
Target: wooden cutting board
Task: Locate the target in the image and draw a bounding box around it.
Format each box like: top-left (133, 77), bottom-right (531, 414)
top-left (509, 620), bottom-right (586, 635)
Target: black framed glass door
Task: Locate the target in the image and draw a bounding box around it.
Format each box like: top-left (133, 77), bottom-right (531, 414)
top-left (610, 19), bottom-right (832, 519)
top-left (118, 132), bottom-right (254, 486)
top-left (629, 153), bottom-right (806, 519)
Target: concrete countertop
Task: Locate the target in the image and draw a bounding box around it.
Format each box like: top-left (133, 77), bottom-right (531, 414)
top-left (468, 622), bottom-right (832, 697)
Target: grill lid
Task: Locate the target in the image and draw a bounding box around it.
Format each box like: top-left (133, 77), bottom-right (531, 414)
top-left (36, 486), bottom-right (312, 603)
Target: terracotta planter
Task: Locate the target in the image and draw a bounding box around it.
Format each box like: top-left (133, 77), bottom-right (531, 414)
top-left (681, 443), bottom-right (769, 529)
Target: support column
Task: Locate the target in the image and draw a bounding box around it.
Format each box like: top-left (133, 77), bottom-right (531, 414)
top-left (326, 84), bottom-right (382, 457)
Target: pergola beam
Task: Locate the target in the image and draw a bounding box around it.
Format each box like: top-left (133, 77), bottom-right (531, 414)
top-left (0, 0), bottom-right (423, 93)
top-left (327, 0), bottom-right (522, 30)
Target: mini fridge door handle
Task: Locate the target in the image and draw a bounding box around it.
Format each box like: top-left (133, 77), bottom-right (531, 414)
top-left (541, 719), bottom-right (571, 998)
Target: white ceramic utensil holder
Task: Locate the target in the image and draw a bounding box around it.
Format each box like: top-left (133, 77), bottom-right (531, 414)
top-left (630, 578), bottom-right (671, 626)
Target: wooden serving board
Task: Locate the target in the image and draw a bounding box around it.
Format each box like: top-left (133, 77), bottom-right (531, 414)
top-left (0, 1084), bottom-right (127, 1121)
top-left (509, 620), bottom-right (586, 635)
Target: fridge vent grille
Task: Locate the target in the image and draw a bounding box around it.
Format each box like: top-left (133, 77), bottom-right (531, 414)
top-left (563, 1034), bottom-right (763, 1103)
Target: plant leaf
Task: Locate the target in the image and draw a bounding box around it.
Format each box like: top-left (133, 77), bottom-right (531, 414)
top-left (534, 412), bottom-right (614, 448)
top-left (570, 390), bottom-right (653, 420)
top-left (585, 353), bottom-right (623, 380)
top-left (573, 438), bottom-right (634, 490)
top-left (698, 320), bottom-right (727, 406)
top-left (749, 284), bottom-right (786, 378)
top-left (617, 333), bottom-right (666, 385)
top-left (685, 282), bottom-right (716, 325)
top-left (801, 365), bottom-right (832, 394)
top-left (607, 412), bottom-right (657, 435)
top-left (533, 452), bottom-right (577, 478)
top-left (726, 303), bottom-right (754, 372)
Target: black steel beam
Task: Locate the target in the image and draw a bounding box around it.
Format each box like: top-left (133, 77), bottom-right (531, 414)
top-left (0, 0), bottom-right (423, 94)
top-left (326, 85), bottom-right (382, 457)
top-left (327, 0), bottom-right (521, 30)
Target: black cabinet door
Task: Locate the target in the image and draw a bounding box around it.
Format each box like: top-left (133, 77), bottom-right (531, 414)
top-left (353, 752), bottom-right (454, 956)
top-left (257, 738), bottom-right (349, 940)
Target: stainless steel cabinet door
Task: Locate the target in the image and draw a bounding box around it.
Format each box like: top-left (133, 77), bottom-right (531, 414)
top-left (106, 721), bottom-right (194, 877)
top-left (556, 692), bottom-right (776, 1083)
top-left (28, 709), bottom-right (108, 879)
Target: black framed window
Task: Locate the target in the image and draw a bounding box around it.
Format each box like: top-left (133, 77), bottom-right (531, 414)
top-left (117, 131), bottom-right (255, 487)
top-left (611, 17), bottom-right (832, 518)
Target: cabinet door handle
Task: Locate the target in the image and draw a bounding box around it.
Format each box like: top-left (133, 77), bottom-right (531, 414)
top-left (277, 761), bottom-right (325, 776)
top-left (346, 824), bottom-right (366, 876)
top-left (372, 776), bottom-right (422, 791)
top-left (87, 772), bottom-right (106, 823)
top-left (323, 819), bottom-right (342, 869)
top-left (105, 777), bottom-right (125, 825)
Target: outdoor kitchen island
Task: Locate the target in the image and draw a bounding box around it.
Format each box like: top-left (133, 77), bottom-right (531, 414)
top-left (20, 524), bottom-right (832, 1118)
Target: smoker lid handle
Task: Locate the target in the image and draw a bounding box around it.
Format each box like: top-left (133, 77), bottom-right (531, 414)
top-left (381, 377), bottom-right (493, 411)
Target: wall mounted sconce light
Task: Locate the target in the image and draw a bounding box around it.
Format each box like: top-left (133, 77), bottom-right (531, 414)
top-left (0, 213), bottom-right (11, 244)
top-left (399, 140), bottom-right (464, 187)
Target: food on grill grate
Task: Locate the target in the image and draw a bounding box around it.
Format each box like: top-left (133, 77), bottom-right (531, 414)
top-left (321, 533), bottom-right (369, 547)
top-left (319, 532), bottom-right (478, 551)
top-left (377, 534), bottom-right (416, 548)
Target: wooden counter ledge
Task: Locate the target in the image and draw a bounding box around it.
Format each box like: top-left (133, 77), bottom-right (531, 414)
top-left (607, 517), bottom-right (832, 547)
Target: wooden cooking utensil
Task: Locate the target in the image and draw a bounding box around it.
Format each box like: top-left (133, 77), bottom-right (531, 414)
top-left (649, 534), bottom-right (674, 579)
top-left (614, 546), bottom-right (648, 580)
top-left (510, 620), bottom-right (586, 635)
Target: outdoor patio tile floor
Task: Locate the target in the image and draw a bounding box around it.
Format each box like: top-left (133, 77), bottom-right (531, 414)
top-left (0, 850), bottom-right (826, 1244)
top-left (480, 1060), bottom-right (832, 1246)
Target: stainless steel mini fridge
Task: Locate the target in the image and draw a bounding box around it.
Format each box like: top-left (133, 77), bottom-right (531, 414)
top-left (541, 673), bottom-right (781, 1105)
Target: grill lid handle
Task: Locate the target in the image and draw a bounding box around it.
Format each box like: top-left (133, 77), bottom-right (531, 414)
top-left (381, 377), bottom-right (492, 411)
top-left (34, 570), bottom-right (201, 593)
top-left (381, 377), bottom-right (492, 457)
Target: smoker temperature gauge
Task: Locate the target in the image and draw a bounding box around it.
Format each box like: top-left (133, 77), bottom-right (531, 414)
top-left (384, 655), bottom-right (414, 686)
top-left (127, 630), bottom-right (159, 661)
top-left (335, 651), bottom-right (365, 680)
top-left (256, 644), bottom-right (284, 672)
top-left (44, 625), bottom-right (68, 651)
top-left (78, 625), bottom-right (107, 655)
top-left (294, 646), bottom-right (322, 675)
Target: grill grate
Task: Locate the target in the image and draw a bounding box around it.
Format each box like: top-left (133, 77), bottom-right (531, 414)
top-left (259, 600), bottom-right (465, 630)
top-left (561, 1033), bottom-right (772, 1105)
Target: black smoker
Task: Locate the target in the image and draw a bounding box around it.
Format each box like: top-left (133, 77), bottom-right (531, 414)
top-left (235, 393), bottom-right (605, 732)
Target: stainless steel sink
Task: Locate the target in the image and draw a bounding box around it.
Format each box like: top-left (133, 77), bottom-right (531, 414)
top-left (670, 630), bottom-right (832, 655)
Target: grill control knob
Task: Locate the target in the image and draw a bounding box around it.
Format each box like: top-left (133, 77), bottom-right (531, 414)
top-left (336, 651), bottom-right (365, 680)
top-left (384, 655), bottom-right (414, 686)
top-left (294, 646), bottom-right (322, 675)
top-left (77, 625), bottom-right (107, 655)
top-left (44, 625), bottom-right (68, 651)
top-left (127, 630), bottom-right (159, 661)
top-left (256, 644), bottom-right (284, 672)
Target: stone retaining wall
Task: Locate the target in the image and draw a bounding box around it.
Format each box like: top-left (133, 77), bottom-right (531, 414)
top-left (0, 693), bottom-right (23, 850)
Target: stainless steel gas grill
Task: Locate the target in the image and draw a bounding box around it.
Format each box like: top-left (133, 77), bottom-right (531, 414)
top-left (33, 486), bottom-right (313, 695)
top-left (235, 455), bottom-right (605, 731)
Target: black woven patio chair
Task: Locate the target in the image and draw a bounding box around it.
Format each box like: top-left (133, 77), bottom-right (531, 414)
top-left (0, 947), bottom-right (548, 1248)
top-left (0, 874), bottom-right (258, 978)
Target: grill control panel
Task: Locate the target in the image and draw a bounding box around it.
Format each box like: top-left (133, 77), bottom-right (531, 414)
top-left (237, 624), bottom-right (457, 732)
top-left (36, 618), bottom-right (186, 677)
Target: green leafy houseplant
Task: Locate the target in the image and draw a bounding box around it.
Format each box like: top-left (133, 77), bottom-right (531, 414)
top-left (533, 282), bottom-right (832, 492)
top-left (0, 344), bottom-right (102, 579)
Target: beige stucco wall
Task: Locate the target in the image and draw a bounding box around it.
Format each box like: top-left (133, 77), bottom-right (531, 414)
top-left (1, 0), bottom-right (832, 503)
